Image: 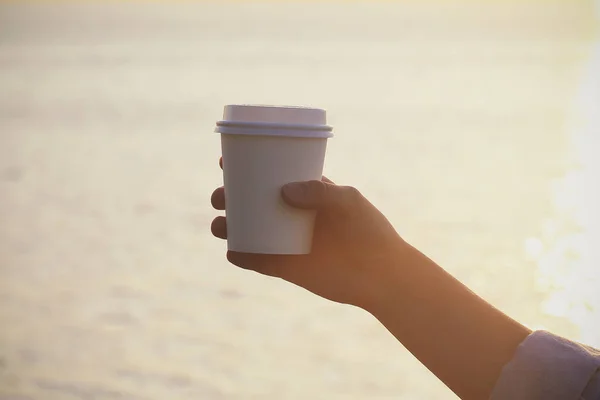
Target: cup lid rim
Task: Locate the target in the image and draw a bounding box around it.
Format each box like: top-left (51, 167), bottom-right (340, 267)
top-left (216, 120), bottom-right (333, 132)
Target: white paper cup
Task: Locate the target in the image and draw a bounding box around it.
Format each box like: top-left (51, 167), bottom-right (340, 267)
top-left (215, 105), bottom-right (333, 254)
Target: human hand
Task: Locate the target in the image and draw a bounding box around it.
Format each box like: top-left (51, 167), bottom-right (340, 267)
top-left (211, 157), bottom-right (406, 308)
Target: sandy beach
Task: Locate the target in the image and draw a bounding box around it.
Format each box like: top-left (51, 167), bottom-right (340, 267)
top-left (1, 2), bottom-right (599, 399)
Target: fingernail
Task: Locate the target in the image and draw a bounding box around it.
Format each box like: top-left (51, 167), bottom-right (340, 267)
top-left (282, 182), bottom-right (308, 201)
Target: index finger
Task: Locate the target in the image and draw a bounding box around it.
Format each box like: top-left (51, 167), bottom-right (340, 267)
top-left (219, 157), bottom-right (223, 170)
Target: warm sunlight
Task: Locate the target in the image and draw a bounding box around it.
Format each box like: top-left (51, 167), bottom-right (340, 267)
top-left (1, 1), bottom-right (599, 399)
top-left (533, 42), bottom-right (600, 348)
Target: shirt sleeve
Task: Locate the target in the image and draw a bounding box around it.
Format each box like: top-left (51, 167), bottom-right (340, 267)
top-left (490, 331), bottom-right (600, 400)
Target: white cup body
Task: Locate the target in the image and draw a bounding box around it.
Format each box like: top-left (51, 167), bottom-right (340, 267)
top-left (216, 104), bottom-right (332, 255)
top-left (221, 133), bottom-right (327, 254)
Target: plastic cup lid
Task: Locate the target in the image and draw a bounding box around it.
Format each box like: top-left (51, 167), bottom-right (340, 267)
top-left (215, 105), bottom-right (333, 138)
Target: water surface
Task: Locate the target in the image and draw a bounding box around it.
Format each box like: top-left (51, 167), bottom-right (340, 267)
top-left (0, 2), bottom-right (598, 399)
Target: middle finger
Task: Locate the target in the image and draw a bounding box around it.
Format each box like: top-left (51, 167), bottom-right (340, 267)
top-left (211, 187), bottom-right (225, 210)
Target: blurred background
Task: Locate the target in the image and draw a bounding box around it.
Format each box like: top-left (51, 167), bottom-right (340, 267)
top-left (1, 1), bottom-right (599, 399)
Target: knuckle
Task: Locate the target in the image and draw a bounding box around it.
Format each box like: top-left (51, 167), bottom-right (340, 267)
top-left (305, 179), bottom-right (327, 200)
top-left (310, 179), bottom-right (327, 192)
top-left (344, 185), bottom-right (362, 201)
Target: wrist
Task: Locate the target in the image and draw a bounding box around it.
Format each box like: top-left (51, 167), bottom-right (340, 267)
top-left (356, 240), bottom-right (417, 313)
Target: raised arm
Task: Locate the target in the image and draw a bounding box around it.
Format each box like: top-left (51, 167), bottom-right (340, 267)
top-left (210, 167), bottom-right (600, 399)
top-left (365, 242), bottom-right (530, 399)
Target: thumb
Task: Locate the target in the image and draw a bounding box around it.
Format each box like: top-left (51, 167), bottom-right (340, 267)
top-left (281, 180), bottom-right (360, 211)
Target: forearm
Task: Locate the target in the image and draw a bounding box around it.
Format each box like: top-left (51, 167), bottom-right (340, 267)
top-left (366, 243), bottom-right (531, 400)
